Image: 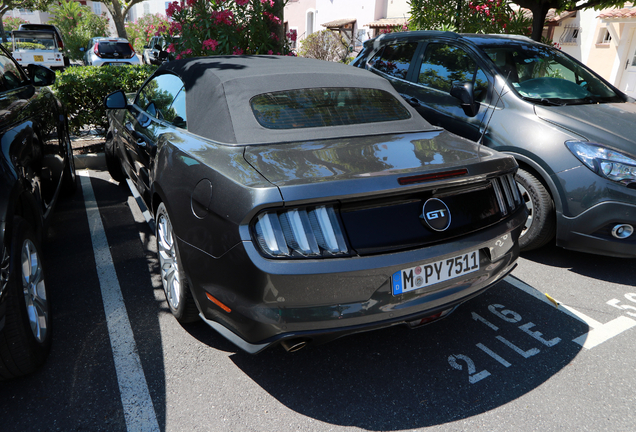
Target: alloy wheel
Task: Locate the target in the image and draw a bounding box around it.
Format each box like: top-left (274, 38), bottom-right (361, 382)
top-left (21, 239), bottom-right (48, 343)
top-left (517, 182), bottom-right (534, 237)
top-left (157, 213), bottom-right (181, 310)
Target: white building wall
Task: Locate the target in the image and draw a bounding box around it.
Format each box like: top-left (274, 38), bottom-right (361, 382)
top-left (314, 0), bottom-right (385, 30)
top-left (386, 0), bottom-right (410, 19)
top-left (284, 0), bottom-right (317, 40)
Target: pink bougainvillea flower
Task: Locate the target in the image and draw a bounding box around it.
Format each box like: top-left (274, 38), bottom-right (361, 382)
top-left (263, 11), bottom-right (281, 25)
top-left (203, 39), bottom-right (219, 51)
top-left (260, 0), bottom-right (274, 6)
top-left (232, 47), bottom-right (244, 55)
top-left (236, 0), bottom-right (249, 5)
top-left (267, 50), bottom-right (273, 55)
top-left (166, 43), bottom-right (175, 53)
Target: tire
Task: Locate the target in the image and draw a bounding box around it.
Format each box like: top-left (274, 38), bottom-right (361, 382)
top-left (155, 203), bottom-right (199, 323)
top-left (515, 168), bottom-right (556, 251)
top-left (105, 133), bottom-right (125, 183)
top-left (61, 120), bottom-right (77, 195)
top-left (0, 218), bottom-right (51, 380)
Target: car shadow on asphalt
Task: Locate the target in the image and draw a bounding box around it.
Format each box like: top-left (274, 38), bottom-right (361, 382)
top-left (520, 242), bottom-right (636, 285)
top-left (218, 280), bottom-right (588, 430)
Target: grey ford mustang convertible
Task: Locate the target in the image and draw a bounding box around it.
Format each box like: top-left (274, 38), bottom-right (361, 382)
top-left (104, 56), bottom-right (526, 353)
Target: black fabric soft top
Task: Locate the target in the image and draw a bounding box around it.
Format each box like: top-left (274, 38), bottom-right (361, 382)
top-left (155, 55), bottom-right (437, 144)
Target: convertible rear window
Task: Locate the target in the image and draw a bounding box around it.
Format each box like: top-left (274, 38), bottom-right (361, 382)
top-left (250, 87), bottom-right (411, 129)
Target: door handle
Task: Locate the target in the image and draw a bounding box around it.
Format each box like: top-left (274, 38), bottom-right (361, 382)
top-left (407, 97), bottom-right (421, 107)
top-left (626, 58), bottom-right (631, 70)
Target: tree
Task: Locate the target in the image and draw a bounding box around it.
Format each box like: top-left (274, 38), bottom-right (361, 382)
top-left (48, 0), bottom-right (109, 60)
top-left (125, 13), bottom-right (169, 54)
top-left (409, 0), bottom-right (532, 36)
top-left (3, 16), bottom-right (27, 32)
top-left (163, 0), bottom-right (292, 58)
top-left (0, 0), bottom-right (55, 42)
top-left (513, 0), bottom-right (627, 41)
top-left (101, 0), bottom-right (144, 39)
top-left (298, 29), bottom-right (348, 62)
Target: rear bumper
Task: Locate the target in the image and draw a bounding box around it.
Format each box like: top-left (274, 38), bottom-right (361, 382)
top-left (179, 206), bottom-right (526, 353)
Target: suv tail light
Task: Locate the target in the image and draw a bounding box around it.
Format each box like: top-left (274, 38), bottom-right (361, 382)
top-left (126, 43), bottom-right (135, 59)
top-left (93, 43), bottom-right (101, 58)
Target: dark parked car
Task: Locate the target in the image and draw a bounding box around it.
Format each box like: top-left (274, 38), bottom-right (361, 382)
top-left (353, 31), bottom-right (636, 257)
top-left (104, 56), bottom-right (526, 353)
top-left (0, 45), bottom-right (75, 379)
top-left (142, 36), bottom-right (179, 65)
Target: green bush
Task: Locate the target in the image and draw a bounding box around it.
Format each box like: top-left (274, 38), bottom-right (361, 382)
top-left (52, 64), bottom-right (157, 134)
top-left (12, 42), bottom-right (48, 51)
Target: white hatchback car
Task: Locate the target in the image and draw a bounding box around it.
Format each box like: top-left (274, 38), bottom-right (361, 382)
top-left (83, 37), bottom-right (140, 66)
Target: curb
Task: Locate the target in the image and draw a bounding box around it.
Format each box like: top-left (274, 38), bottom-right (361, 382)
top-left (74, 152), bottom-right (106, 171)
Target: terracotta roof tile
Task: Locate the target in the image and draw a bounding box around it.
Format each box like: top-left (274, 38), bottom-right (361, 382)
top-left (366, 18), bottom-right (409, 28)
top-left (321, 18), bottom-right (356, 28)
top-left (598, 7), bottom-right (636, 19)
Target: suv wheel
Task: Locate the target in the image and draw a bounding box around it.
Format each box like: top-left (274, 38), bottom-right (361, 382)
top-left (515, 168), bottom-right (556, 251)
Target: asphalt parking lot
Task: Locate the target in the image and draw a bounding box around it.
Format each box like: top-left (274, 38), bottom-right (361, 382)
top-left (1, 165), bottom-right (635, 432)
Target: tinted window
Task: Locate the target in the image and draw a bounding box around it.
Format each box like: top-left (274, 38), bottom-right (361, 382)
top-left (167, 89), bottom-right (187, 128)
top-left (98, 41), bottom-right (132, 56)
top-left (251, 87), bottom-right (411, 129)
top-left (136, 74), bottom-right (185, 122)
top-left (418, 44), bottom-right (490, 102)
top-left (369, 42), bottom-right (418, 80)
top-left (0, 51), bottom-right (27, 91)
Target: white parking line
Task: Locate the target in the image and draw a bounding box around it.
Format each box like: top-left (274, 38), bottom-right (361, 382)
top-left (505, 275), bottom-right (636, 349)
top-left (79, 172), bottom-right (160, 432)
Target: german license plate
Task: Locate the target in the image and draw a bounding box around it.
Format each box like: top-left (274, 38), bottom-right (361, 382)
top-left (392, 251), bottom-right (480, 295)
top-left (34, 55), bottom-right (43, 61)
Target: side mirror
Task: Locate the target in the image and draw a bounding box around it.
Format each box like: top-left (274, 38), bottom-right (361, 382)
top-left (28, 64), bottom-right (56, 86)
top-left (104, 90), bottom-right (128, 110)
top-left (450, 82), bottom-right (479, 117)
top-left (79, 47), bottom-right (85, 52)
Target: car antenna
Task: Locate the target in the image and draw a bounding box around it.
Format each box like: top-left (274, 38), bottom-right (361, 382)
top-left (477, 73), bottom-right (509, 153)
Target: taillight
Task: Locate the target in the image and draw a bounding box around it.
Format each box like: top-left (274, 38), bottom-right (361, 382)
top-left (127, 43), bottom-right (135, 59)
top-left (93, 43), bottom-right (101, 58)
top-left (253, 205), bottom-right (348, 258)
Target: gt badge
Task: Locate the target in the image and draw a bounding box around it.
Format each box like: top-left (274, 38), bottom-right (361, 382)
top-left (422, 198), bottom-right (451, 232)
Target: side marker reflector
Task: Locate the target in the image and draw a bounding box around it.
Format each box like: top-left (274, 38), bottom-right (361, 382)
top-left (206, 292), bottom-right (231, 313)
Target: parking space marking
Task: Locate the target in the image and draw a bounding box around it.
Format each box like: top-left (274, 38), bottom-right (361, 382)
top-left (505, 275), bottom-right (636, 349)
top-left (79, 172), bottom-right (160, 432)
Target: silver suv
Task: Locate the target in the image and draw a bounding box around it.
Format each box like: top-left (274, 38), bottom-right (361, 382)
top-left (83, 37), bottom-right (140, 66)
top-left (354, 31), bottom-right (636, 258)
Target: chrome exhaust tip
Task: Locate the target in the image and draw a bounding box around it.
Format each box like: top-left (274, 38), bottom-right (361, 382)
top-left (280, 338), bottom-right (310, 353)
top-left (612, 224), bottom-right (634, 239)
